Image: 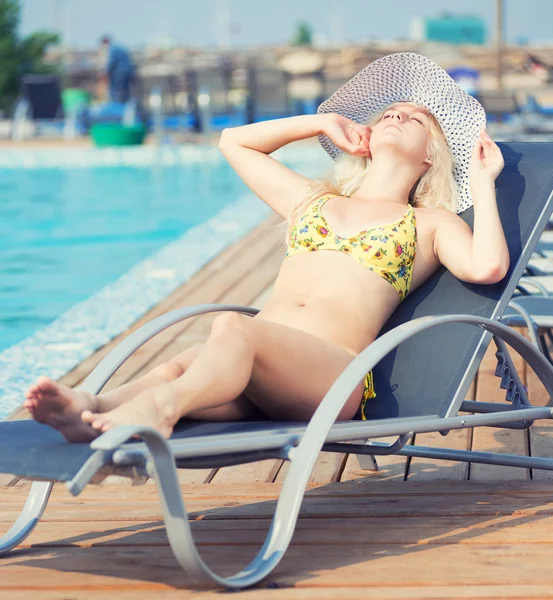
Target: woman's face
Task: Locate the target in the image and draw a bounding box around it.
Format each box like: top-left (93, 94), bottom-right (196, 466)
top-left (370, 103), bottom-right (432, 166)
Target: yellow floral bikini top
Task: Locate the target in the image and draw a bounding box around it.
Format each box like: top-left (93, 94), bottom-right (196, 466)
top-left (286, 194), bottom-right (417, 301)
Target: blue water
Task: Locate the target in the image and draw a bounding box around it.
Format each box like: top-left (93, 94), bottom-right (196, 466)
top-left (0, 158), bottom-right (258, 352)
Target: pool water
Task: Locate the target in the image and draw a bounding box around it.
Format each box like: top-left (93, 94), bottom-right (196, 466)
top-left (0, 147), bottom-right (326, 354)
top-left (1, 164), bottom-right (229, 350)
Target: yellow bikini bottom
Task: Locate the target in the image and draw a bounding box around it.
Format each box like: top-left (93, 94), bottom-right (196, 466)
top-left (359, 371), bottom-right (376, 420)
top-left (347, 351), bottom-right (376, 420)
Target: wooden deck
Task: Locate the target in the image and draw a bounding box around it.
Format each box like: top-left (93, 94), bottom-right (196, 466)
top-left (2, 216), bottom-right (553, 599)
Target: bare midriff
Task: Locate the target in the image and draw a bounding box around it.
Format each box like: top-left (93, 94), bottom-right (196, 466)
top-left (254, 251), bottom-right (402, 354)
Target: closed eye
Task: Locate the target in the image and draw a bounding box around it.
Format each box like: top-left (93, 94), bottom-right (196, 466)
top-left (382, 114), bottom-right (424, 124)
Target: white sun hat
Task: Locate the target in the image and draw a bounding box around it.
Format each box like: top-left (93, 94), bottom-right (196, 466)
top-left (317, 52), bottom-right (487, 213)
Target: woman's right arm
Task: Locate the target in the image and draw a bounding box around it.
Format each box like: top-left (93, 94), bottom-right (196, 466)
top-left (219, 114), bottom-right (370, 219)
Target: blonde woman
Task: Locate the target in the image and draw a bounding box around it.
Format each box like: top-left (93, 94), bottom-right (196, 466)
top-left (25, 53), bottom-right (509, 442)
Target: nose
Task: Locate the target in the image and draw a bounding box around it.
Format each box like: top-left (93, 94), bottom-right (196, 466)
top-left (389, 111), bottom-right (404, 122)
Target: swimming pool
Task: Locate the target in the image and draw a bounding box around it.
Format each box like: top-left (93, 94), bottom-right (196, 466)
top-left (0, 144), bottom-right (328, 419)
top-left (1, 151), bottom-right (244, 351)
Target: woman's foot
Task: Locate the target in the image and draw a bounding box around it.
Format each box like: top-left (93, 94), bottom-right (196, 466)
top-left (24, 376), bottom-right (99, 443)
top-left (81, 386), bottom-right (178, 439)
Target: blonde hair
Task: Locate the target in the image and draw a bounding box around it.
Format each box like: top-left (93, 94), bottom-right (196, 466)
top-left (287, 102), bottom-right (457, 242)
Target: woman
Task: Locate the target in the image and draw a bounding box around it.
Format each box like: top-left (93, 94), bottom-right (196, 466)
top-left (25, 53), bottom-right (509, 442)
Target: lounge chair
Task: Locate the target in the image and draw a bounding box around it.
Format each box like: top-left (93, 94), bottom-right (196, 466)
top-left (501, 280), bottom-right (553, 362)
top-left (13, 74), bottom-right (65, 138)
top-left (2, 141), bottom-right (553, 589)
top-left (501, 252), bottom-right (553, 360)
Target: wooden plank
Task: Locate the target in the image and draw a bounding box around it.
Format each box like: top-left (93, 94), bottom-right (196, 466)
top-left (407, 380), bottom-right (476, 481)
top-left (406, 430), bottom-right (471, 481)
top-left (4, 479), bottom-right (553, 502)
top-left (5, 586), bottom-right (553, 600)
top-left (3, 483), bottom-right (553, 597)
top-left (341, 437), bottom-right (409, 483)
top-left (144, 469), bottom-right (213, 485)
top-left (19, 513), bottom-right (553, 548)
top-left (470, 336), bottom-right (530, 480)
top-left (208, 460), bottom-right (280, 484)
top-left (275, 452), bottom-right (347, 485)
top-left (4, 543), bottom-right (553, 590)
top-left (6, 482), bottom-right (553, 522)
top-left (0, 474), bottom-right (21, 487)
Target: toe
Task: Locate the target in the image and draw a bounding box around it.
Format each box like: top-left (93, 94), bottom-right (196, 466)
top-left (91, 418), bottom-right (107, 431)
top-left (81, 410), bottom-right (95, 424)
top-left (37, 376), bottom-right (56, 393)
top-left (26, 386), bottom-right (38, 399)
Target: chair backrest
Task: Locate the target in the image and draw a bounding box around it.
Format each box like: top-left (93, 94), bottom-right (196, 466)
top-left (363, 142), bottom-right (553, 421)
top-left (21, 74), bottom-right (63, 120)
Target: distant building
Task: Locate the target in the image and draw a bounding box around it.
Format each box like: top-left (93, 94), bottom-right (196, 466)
top-left (411, 14), bottom-right (486, 46)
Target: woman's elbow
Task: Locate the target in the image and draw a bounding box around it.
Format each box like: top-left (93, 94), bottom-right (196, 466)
top-left (219, 127), bottom-right (233, 150)
top-left (473, 258), bottom-right (510, 284)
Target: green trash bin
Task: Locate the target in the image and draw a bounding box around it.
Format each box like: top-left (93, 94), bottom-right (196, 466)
top-left (62, 88), bottom-right (91, 113)
top-left (90, 123), bottom-right (147, 146)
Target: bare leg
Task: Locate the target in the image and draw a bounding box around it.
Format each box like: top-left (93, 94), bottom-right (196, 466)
top-left (83, 313), bottom-right (364, 438)
top-left (26, 344), bottom-right (256, 441)
top-left (25, 345), bottom-right (201, 414)
top-left (83, 314), bottom-right (258, 437)
top-left (96, 346), bottom-right (201, 412)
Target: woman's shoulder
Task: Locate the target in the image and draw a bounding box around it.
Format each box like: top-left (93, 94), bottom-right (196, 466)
top-left (414, 205), bottom-right (459, 222)
top-left (413, 206), bottom-right (463, 240)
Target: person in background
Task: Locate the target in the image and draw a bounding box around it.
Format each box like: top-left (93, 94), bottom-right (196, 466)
top-left (99, 35), bottom-right (136, 104)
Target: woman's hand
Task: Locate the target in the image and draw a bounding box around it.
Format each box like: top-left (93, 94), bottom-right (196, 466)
top-left (469, 129), bottom-right (504, 190)
top-left (322, 114), bottom-right (371, 158)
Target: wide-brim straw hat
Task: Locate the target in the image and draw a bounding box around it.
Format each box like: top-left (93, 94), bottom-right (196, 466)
top-left (317, 52), bottom-right (487, 213)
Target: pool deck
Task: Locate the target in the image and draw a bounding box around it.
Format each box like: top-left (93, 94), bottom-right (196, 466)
top-left (2, 216), bottom-right (553, 599)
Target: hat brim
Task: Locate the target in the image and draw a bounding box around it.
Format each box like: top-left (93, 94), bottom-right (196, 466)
top-left (317, 52), bottom-right (486, 213)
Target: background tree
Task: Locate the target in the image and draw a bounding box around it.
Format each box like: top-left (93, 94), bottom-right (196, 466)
top-left (291, 21), bottom-right (313, 47)
top-left (0, 0), bottom-right (59, 113)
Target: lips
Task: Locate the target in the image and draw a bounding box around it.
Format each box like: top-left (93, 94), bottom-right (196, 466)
top-left (384, 123), bottom-right (401, 131)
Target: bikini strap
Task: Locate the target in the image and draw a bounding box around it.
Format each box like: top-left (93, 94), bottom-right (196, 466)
top-left (317, 193), bottom-right (339, 202)
top-left (315, 193), bottom-right (340, 208)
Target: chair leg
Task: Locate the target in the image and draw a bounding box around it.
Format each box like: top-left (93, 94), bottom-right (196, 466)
top-left (357, 454), bottom-right (379, 471)
top-left (92, 425), bottom-right (300, 588)
top-left (352, 439), bottom-right (379, 471)
top-left (0, 481), bottom-right (53, 556)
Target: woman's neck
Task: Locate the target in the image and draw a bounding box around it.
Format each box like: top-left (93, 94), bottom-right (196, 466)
top-left (353, 154), bottom-right (423, 205)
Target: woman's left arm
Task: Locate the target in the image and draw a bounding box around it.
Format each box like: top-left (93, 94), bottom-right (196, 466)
top-left (433, 130), bottom-right (510, 284)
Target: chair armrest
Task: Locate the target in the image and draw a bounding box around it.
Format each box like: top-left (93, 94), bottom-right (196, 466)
top-left (517, 277), bottom-right (550, 296)
top-left (293, 314), bottom-right (553, 463)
